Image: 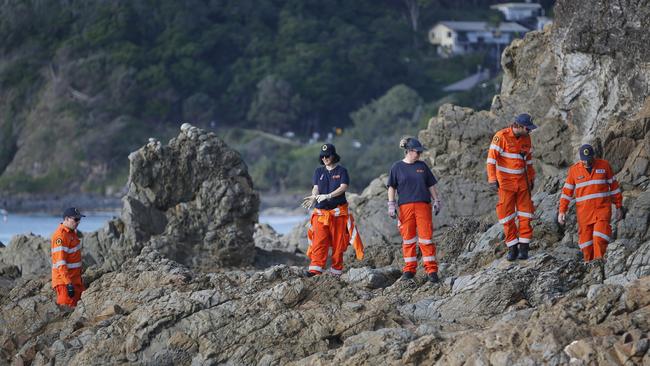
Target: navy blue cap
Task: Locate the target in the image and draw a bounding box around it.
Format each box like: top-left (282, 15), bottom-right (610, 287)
top-left (404, 138), bottom-right (426, 152)
top-left (319, 143), bottom-right (340, 164)
top-left (63, 207), bottom-right (85, 219)
top-left (579, 144), bottom-right (595, 161)
top-left (514, 113), bottom-right (537, 130)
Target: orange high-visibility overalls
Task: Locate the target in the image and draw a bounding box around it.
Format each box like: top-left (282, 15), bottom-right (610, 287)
top-left (486, 127), bottom-right (535, 248)
top-left (51, 224), bottom-right (85, 307)
top-left (559, 159), bottom-right (622, 261)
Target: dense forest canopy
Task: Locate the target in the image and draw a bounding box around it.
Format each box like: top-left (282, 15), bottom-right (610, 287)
top-left (0, 0), bottom-right (554, 194)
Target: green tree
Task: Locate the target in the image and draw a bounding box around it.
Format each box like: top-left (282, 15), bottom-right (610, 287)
top-left (247, 75), bottom-right (302, 135)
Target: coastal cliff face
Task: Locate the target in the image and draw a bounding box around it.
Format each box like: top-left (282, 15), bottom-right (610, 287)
top-left (1, 0), bottom-right (650, 365)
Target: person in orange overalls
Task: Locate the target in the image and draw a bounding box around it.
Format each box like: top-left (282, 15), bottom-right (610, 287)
top-left (558, 144), bottom-right (624, 262)
top-left (387, 137), bottom-right (442, 283)
top-left (486, 113), bottom-right (536, 261)
top-left (303, 144), bottom-right (363, 276)
top-left (51, 207), bottom-right (86, 307)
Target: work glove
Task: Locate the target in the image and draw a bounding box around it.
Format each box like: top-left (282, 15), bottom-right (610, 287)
top-left (66, 284), bottom-right (75, 298)
top-left (616, 206), bottom-right (626, 221)
top-left (301, 195), bottom-right (316, 209)
top-left (432, 199), bottom-right (442, 216)
top-left (388, 201), bottom-right (396, 219)
top-left (557, 212), bottom-right (566, 225)
top-left (489, 181), bottom-right (499, 193)
top-left (316, 194), bottom-right (331, 203)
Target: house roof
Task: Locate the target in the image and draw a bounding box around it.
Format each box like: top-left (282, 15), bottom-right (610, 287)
top-left (436, 21), bottom-right (529, 33)
top-left (443, 70), bottom-right (491, 92)
top-left (490, 3), bottom-right (543, 10)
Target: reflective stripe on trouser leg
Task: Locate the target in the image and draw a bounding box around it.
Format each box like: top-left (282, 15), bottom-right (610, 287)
top-left (496, 189), bottom-right (519, 248)
top-left (399, 203), bottom-right (419, 273)
top-left (578, 223), bottom-right (595, 262)
top-left (593, 220), bottom-right (612, 260)
top-left (414, 201), bottom-right (437, 273)
top-left (516, 188), bottom-right (534, 244)
top-left (403, 243), bottom-right (418, 273)
top-left (308, 216), bottom-right (330, 273)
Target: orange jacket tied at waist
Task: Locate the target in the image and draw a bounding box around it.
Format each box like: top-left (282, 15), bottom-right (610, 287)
top-left (306, 203), bottom-right (364, 260)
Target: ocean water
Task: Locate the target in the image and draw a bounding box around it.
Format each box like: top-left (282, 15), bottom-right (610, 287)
top-left (0, 212), bottom-right (305, 245)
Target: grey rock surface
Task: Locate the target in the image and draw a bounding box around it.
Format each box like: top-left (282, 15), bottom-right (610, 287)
top-left (3, 0), bottom-right (650, 365)
top-left (83, 124), bottom-right (260, 271)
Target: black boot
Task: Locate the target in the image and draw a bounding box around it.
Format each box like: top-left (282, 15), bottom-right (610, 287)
top-left (518, 243), bottom-right (529, 260)
top-left (507, 245), bottom-right (519, 261)
top-left (401, 271), bottom-right (415, 280)
top-left (428, 272), bottom-right (439, 283)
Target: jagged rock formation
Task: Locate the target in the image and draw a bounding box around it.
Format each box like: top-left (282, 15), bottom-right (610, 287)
top-left (2, 0), bottom-right (650, 364)
top-left (0, 234), bottom-right (49, 282)
top-left (0, 124), bottom-right (260, 276)
top-left (84, 123), bottom-right (260, 271)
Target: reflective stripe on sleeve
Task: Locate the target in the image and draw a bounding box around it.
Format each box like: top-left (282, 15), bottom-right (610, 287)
top-left (561, 194), bottom-right (574, 202)
top-left (404, 257), bottom-right (417, 263)
top-left (563, 183), bottom-right (575, 189)
top-left (486, 158), bottom-right (497, 165)
top-left (51, 245), bottom-right (81, 254)
top-left (423, 256), bottom-right (436, 262)
top-left (489, 144), bottom-right (504, 154)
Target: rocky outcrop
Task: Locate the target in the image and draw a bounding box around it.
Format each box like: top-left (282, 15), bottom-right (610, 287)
top-left (0, 234), bottom-right (49, 281)
top-left (0, 124), bottom-right (260, 278)
top-left (82, 123), bottom-right (259, 271)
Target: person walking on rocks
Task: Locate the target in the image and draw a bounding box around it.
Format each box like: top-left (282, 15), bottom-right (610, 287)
top-left (387, 137), bottom-right (442, 283)
top-left (558, 144), bottom-right (624, 263)
top-left (51, 207), bottom-right (86, 307)
top-left (302, 143), bottom-right (364, 277)
top-left (486, 113), bottom-right (537, 261)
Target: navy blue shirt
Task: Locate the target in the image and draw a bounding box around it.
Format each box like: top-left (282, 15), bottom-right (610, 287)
top-left (313, 165), bottom-right (349, 210)
top-left (387, 160), bottom-right (437, 206)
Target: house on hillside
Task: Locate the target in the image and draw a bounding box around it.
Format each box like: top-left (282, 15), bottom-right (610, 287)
top-left (490, 2), bottom-right (552, 31)
top-left (428, 21), bottom-right (528, 58)
top-left (490, 2), bottom-right (543, 21)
